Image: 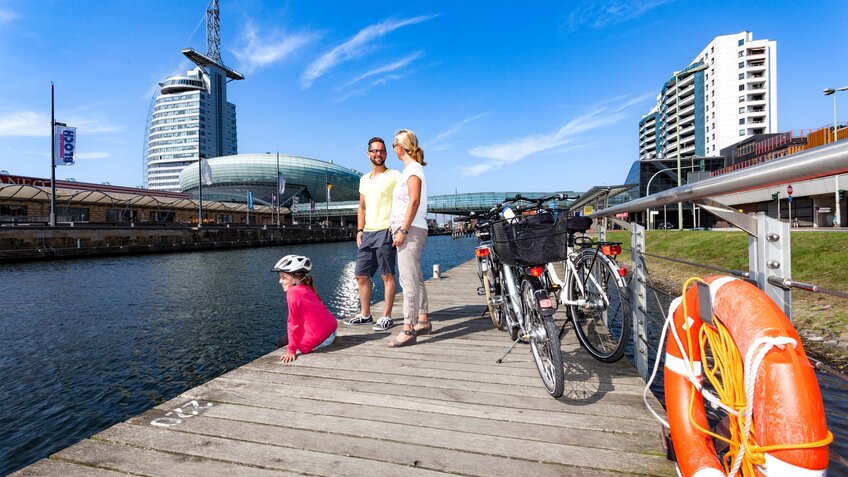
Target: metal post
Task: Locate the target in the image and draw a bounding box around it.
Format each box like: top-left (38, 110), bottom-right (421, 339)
top-left (834, 93), bottom-right (841, 227)
top-left (676, 75), bottom-right (683, 230)
top-left (276, 151), bottom-right (281, 226)
top-left (49, 82), bottom-right (56, 227)
top-left (198, 155), bottom-right (204, 228)
top-left (610, 217), bottom-right (648, 381)
top-left (748, 212), bottom-right (792, 318)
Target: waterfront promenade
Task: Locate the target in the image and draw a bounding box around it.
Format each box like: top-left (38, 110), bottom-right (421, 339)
top-left (15, 259), bottom-right (674, 476)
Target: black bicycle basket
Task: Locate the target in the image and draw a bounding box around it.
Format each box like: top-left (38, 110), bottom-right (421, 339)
top-left (492, 212), bottom-right (569, 266)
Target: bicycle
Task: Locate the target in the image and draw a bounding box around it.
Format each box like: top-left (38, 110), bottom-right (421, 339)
top-left (473, 194), bottom-right (568, 398)
top-left (545, 217), bottom-right (631, 363)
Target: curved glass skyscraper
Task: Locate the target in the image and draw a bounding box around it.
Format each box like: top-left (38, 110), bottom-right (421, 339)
top-left (145, 1), bottom-right (244, 191)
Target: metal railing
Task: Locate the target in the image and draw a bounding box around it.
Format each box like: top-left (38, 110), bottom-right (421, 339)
top-left (586, 140), bottom-right (848, 379)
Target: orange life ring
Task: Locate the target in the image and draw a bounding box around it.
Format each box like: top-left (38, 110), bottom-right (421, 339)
top-left (664, 276), bottom-right (829, 477)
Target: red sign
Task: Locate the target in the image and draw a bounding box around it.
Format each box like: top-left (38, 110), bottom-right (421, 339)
top-left (787, 184), bottom-right (794, 196)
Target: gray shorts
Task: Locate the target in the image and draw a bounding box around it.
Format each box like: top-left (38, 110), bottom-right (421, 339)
top-left (355, 229), bottom-right (396, 277)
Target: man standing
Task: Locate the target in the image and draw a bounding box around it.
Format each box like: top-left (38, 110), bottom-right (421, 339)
top-left (343, 137), bottom-right (402, 331)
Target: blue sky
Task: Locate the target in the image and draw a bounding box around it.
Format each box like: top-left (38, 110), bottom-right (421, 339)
top-left (0, 0), bottom-right (846, 196)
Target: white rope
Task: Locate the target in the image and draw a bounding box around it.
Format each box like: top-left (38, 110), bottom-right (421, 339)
top-left (642, 296), bottom-right (681, 429)
top-left (725, 335), bottom-right (797, 477)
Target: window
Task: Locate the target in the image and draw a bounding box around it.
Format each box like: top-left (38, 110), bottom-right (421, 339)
top-left (739, 73), bottom-right (744, 80)
top-left (740, 118), bottom-right (746, 125)
top-left (738, 51), bottom-right (744, 58)
top-left (739, 96), bottom-right (745, 102)
top-left (712, 101), bottom-right (715, 108)
top-left (711, 79), bottom-right (715, 86)
top-left (712, 123), bottom-right (715, 129)
top-left (712, 112), bottom-right (715, 119)
top-left (740, 107), bottom-right (745, 113)
top-left (738, 38), bottom-right (745, 46)
top-left (706, 126), bottom-right (709, 132)
top-left (739, 84), bottom-right (745, 91)
top-left (739, 129), bottom-right (745, 136)
top-left (739, 62), bottom-right (744, 69)
top-left (712, 134), bottom-right (715, 140)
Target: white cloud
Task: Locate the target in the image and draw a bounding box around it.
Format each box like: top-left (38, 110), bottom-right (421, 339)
top-left (232, 21), bottom-right (318, 75)
top-left (301, 15), bottom-right (437, 88)
top-left (0, 111), bottom-right (121, 137)
top-left (75, 152), bottom-right (111, 160)
top-left (429, 113), bottom-right (488, 151)
top-left (463, 108), bottom-right (628, 176)
top-left (0, 8), bottom-right (16, 24)
top-left (567, 0), bottom-right (674, 29)
top-left (0, 112), bottom-right (44, 136)
top-left (342, 52), bottom-right (423, 88)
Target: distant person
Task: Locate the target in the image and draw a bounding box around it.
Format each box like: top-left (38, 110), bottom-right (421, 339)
top-left (344, 137), bottom-right (401, 331)
top-left (387, 129), bottom-right (430, 348)
top-left (273, 255), bottom-right (337, 363)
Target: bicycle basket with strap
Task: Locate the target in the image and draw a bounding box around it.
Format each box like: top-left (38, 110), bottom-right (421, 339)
top-left (492, 211), bottom-right (569, 266)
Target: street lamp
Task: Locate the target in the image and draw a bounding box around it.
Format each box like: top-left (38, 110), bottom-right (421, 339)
top-left (673, 62), bottom-right (708, 230)
top-left (824, 86), bottom-right (848, 227)
top-left (645, 166), bottom-right (672, 230)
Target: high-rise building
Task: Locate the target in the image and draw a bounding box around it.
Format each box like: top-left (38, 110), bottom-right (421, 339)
top-left (639, 31), bottom-right (777, 161)
top-left (144, 1), bottom-right (244, 191)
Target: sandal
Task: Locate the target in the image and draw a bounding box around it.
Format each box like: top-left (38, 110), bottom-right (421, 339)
top-left (413, 320), bottom-right (432, 336)
top-left (387, 329), bottom-right (417, 348)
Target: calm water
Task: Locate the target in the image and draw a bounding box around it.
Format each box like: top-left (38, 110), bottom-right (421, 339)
top-left (1, 233), bottom-right (845, 475)
top-left (0, 235), bottom-right (477, 476)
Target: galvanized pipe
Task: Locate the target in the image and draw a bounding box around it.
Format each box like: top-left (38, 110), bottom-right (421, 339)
top-left (590, 141), bottom-right (848, 217)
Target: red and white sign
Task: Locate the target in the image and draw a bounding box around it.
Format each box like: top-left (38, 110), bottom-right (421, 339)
top-left (787, 184), bottom-right (793, 196)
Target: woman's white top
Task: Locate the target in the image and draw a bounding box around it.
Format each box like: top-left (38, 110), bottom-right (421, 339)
top-left (391, 161), bottom-right (428, 231)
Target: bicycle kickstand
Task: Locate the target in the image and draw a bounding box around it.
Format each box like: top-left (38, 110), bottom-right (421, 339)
top-left (495, 335), bottom-right (522, 364)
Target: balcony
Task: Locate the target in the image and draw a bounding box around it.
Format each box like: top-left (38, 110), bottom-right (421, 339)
top-left (746, 48), bottom-right (766, 57)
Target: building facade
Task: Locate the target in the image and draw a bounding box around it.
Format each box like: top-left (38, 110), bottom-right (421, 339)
top-left (640, 31), bottom-right (777, 161)
top-left (145, 52), bottom-right (244, 192)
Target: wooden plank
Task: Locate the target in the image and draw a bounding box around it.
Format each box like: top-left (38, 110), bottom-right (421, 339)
top-left (11, 459), bottom-right (130, 477)
top-left (124, 404), bottom-right (671, 477)
top-left (135, 389), bottom-right (664, 453)
top-left (220, 367), bottom-right (654, 421)
top-left (184, 377), bottom-right (661, 435)
top-left (45, 439), bottom-right (301, 477)
top-left (75, 423), bottom-right (455, 477)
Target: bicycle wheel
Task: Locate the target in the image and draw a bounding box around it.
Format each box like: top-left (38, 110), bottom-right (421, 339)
top-left (482, 267), bottom-right (504, 329)
top-left (566, 249), bottom-right (631, 363)
top-left (522, 279), bottom-right (564, 398)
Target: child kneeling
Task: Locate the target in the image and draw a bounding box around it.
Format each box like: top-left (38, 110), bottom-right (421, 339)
top-left (273, 255), bottom-right (338, 363)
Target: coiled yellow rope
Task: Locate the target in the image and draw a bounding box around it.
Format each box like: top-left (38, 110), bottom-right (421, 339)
top-left (678, 278), bottom-right (833, 477)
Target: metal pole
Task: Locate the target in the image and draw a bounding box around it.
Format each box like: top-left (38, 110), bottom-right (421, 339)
top-left (676, 74), bottom-right (683, 230)
top-left (276, 151), bottom-right (280, 226)
top-left (198, 156), bottom-right (203, 227)
top-left (834, 94), bottom-right (841, 227)
top-left (49, 82), bottom-right (56, 227)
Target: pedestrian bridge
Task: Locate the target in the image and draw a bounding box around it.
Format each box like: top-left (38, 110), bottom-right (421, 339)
top-left (292, 191), bottom-right (581, 219)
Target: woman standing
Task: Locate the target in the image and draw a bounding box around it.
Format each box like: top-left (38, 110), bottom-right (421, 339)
top-left (387, 129), bottom-right (430, 348)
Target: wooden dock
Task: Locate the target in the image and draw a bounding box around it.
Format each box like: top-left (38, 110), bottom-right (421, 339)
top-left (15, 260), bottom-right (675, 476)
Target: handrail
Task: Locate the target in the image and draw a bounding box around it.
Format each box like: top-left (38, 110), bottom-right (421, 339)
top-left (590, 141), bottom-right (848, 218)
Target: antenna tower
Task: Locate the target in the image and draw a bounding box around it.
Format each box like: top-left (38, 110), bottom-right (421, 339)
top-left (206, 0), bottom-right (222, 64)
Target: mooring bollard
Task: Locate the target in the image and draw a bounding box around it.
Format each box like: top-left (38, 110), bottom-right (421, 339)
top-left (433, 264), bottom-right (441, 279)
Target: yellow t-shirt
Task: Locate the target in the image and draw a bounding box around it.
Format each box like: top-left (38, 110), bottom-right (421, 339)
top-left (359, 169), bottom-right (401, 231)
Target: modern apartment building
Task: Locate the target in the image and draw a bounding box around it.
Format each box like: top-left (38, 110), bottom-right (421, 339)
top-left (639, 31), bottom-right (777, 161)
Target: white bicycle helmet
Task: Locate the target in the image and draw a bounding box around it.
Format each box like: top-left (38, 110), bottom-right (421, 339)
top-left (272, 254), bottom-right (312, 274)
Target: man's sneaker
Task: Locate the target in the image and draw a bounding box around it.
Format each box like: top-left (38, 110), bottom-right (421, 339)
top-left (343, 314), bottom-right (373, 326)
top-left (373, 316), bottom-right (394, 331)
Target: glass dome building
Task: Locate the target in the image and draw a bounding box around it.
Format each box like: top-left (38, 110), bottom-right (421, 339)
top-left (179, 153), bottom-right (362, 207)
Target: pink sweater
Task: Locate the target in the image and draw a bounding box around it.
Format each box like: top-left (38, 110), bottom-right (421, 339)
top-left (286, 284), bottom-right (338, 354)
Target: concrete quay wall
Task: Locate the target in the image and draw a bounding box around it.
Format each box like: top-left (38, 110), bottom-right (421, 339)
top-left (0, 225), bottom-right (355, 262)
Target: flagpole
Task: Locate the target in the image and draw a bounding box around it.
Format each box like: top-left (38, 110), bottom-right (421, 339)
top-left (325, 168), bottom-right (329, 226)
top-left (49, 82), bottom-right (57, 227)
top-left (276, 151), bottom-right (280, 226)
top-left (198, 154), bottom-right (204, 228)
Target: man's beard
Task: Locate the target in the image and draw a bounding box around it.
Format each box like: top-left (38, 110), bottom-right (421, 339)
top-left (370, 157), bottom-right (385, 166)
